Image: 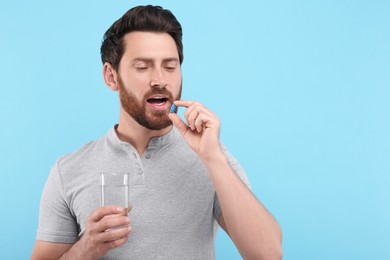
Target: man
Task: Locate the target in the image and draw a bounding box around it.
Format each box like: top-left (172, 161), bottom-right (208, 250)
top-left (32, 5), bottom-right (282, 260)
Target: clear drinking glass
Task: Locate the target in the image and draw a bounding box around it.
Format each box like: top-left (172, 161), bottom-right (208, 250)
top-left (100, 173), bottom-right (129, 214)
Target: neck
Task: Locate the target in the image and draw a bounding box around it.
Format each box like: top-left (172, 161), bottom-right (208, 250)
top-left (116, 109), bottom-right (172, 156)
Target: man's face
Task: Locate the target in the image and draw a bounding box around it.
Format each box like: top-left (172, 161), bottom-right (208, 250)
top-left (117, 32), bottom-right (182, 130)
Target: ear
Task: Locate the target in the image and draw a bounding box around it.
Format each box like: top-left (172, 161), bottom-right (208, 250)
top-left (102, 62), bottom-right (119, 91)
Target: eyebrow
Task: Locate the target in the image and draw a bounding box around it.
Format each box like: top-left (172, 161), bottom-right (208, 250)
top-left (132, 57), bottom-right (179, 63)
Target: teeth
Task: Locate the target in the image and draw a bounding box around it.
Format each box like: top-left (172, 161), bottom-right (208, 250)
top-left (147, 96), bottom-right (168, 107)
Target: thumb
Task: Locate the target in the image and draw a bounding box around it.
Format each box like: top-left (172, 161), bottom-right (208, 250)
top-left (169, 113), bottom-right (188, 136)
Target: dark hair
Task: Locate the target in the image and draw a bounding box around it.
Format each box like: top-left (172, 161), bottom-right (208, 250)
top-left (100, 5), bottom-right (183, 70)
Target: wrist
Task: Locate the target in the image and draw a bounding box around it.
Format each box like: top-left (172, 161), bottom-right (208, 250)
top-left (60, 240), bottom-right (98, 260)
top-left (200, 150), bottom-right (227, 165)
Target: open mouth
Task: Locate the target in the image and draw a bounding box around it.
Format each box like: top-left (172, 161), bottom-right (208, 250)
top-left (147, 97), bottom-right (169, 105)
top-left (146, 95), bottom-right (170, 110)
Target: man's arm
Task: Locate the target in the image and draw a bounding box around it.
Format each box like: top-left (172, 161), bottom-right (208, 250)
top-left (31, 206), bottom-right (132, 260)
top-left (169, 100), bottom-right (282, 260)
top-left (209, 154), bottom-right (282, 260)
top-left (31, 241), bottom-right (73, 260)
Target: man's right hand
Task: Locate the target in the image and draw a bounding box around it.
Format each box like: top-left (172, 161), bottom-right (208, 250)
top-left (31, 206), bottom-right (132, 260)
top-left (75, 206), bottom-right (132, 259)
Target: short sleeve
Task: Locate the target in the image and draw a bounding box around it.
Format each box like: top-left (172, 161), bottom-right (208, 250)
top-left (36, 159), bottom-right (79, 243)
top-left (213, 144), bottom-right (251, 220)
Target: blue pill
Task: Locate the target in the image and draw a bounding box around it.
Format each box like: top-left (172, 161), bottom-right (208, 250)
top-left (170, 104), bottom-right (177, 113)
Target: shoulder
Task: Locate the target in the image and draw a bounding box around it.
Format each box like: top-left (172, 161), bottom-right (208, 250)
top-left (55, 133), bottom-right (109, 175)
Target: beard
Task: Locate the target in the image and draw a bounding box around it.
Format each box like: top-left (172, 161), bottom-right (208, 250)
top-left (118, 76), bottom-right (182, 130)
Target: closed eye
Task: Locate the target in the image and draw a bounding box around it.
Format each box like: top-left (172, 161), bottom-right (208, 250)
top-left (135, 67), bottom-right (148, 71)
top-left (165, 66), bottom-right (176, 71)
top-left (133, 59), bottom-right (151, 71)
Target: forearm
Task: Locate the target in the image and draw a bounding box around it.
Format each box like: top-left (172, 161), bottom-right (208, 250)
top-left (30, 241), bottom-right (91, 260)
top-left (203, 153), bottom-right (282, 260)
top-left (58, 242), bottom-right (94, 260)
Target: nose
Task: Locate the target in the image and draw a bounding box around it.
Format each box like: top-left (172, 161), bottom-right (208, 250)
top-left (150, 69), bottom-right (167, 89)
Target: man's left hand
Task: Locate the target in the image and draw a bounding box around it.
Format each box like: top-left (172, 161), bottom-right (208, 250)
top-left (168, 100), bottom-right (223, 161)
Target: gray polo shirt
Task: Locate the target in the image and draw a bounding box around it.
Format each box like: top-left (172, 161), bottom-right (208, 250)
top-left (37, 126), bottom-right (250, 259)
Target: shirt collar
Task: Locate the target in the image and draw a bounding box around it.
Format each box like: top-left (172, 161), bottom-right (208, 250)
top-left (107, 124), bottom-right (179, 150)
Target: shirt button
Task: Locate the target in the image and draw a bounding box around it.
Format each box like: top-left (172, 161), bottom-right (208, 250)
top-left (145, 153), bottom-right (151, 159)
top-left (138, 169), bottom-right (143, 175)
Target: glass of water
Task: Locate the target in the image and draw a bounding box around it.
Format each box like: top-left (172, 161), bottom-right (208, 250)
top-left (100, 173), bottom-right (129, 214)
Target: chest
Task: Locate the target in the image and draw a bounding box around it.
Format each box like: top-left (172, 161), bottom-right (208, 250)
top-left (67, 148), bottom-right (216, 237)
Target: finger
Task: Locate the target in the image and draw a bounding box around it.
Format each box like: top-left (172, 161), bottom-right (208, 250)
top-left (97, 215), bottom-right (130, 232)
top-left (197, 111), bottom-right (221, 130)
top-left (183, 102), bottom-right (212, 119)
top-left (89, 206), bottom-right (126, 223)
top-left (194, 113), bottom-right (215, 132)
top-left (194, 114), bottom-right (206, 132)
top-left (186, 108), bottom-right (214, 130)
top-left (183, 102), bottom-right (209, 126)
top-left (169, 113), bottom-right (189, 136)
top-left (186, 110), bottom-right (199, 131)
top-left (98, 225), bottom-right (132, 243)
top-left (182, 101), bottom-right (197, 126)
top-left (101, 236), bottom-right (129, 253)
top-left (173, 100), bottom-right (194, 108)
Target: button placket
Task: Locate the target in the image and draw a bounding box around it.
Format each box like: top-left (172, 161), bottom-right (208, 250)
top-left (120, 143), bottom-right (145, 186)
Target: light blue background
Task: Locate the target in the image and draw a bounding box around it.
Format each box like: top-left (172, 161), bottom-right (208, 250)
top-left (1, 0), bottom-right (389, 259)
